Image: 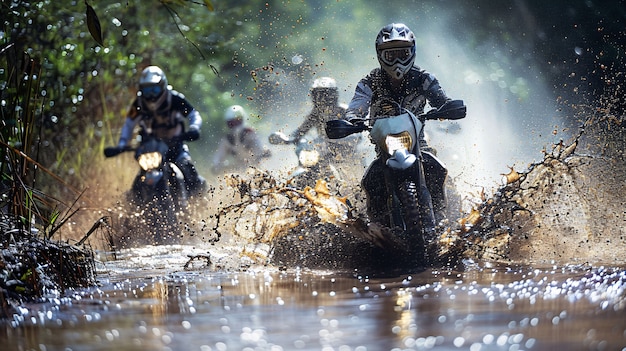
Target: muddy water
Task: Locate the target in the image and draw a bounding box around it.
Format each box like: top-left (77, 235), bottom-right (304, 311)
top-left (2, 245), bottom-right (625, 351)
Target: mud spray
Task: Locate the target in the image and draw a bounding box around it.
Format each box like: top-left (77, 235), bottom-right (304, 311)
top-left (71, 2), bottom-right (623, 270)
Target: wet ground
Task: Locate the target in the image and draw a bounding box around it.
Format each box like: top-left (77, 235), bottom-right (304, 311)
top-left (4, 113), bottom-right (624, 350)
top-left (2, 244), bottom-right (625, 351)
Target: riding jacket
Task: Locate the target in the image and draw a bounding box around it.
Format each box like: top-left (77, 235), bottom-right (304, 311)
top-left (211, 125), bottom-right (270, 173)
top-left (346, 66), bottom-right (450, 148)
top-left (291, 104), bottom-right (347, 141)
top-left (118, 89), bottom-right (202, 152)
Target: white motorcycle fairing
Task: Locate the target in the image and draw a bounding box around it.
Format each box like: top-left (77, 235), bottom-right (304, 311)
top-left (369, 112), bottom-right (422, 170)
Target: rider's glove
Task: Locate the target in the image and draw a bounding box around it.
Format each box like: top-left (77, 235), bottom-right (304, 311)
top-left (184, 128), bottom-right (200, 141)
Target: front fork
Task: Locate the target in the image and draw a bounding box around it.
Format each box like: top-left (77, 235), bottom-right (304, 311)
top-left (384, 160), bottom-right (435, 231)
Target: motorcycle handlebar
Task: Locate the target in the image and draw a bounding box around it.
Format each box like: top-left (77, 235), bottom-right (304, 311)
top-left (104, 132), bottom-right (197, 158)
top-left (104, 146), bottom-right (133, 158)
top-left (423, 100), bottom-right (466, 121)
top-left (268, 132), bottom-right (295, 145)
top-left (325, 100), bottom-right (466, 139)
top-left (325, 119), bottom-right (368, 139)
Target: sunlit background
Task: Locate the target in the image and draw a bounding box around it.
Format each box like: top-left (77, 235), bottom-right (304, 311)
top-left (2, 3), bottom-right (625, 350)
top-left (4, 0), bottom-right (620, 214)
top-left (199, 1), bottom-right (574, 200)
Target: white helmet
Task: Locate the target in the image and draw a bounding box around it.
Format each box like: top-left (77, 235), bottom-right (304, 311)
top-left (224, 105), bottom-right (248, 128)
top-left (375, 23), bottom-right (416, 80)
top-left (310, 77), bottom-right (338, 106)
top-left (311, 77), bottom-right (337, 89)
top-left (139, 66), bottom-right (169, 112)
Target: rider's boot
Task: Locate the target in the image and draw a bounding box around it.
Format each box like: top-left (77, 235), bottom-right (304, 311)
top-left (179, 159), bottom-right (206, 196)
top-left (421, 149), bottom-right (448, 227)
top-left (361, 158), bottom-right (387, 225)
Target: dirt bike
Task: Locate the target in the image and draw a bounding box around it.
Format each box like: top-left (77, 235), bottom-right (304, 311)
top-left (325, 99), bottom-right (466, 258)
top-left (104, 136), bottom-right (187, 245)
top-left (268, 132), bottom-right (349, 187)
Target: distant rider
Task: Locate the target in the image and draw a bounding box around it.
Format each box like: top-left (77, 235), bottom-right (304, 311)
top-left (290, 77), bottom-right (346, 141)
top-left (345, 23), bottom-right (461, 225)
top-left (114, 65), bottom-right (206, 195)
top-left (286, 77), bottom-right (353, 161)
top-left (211, 105), bottom-right (271, 174)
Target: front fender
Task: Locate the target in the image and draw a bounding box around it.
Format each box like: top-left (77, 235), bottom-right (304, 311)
top-left (386, 149), bottom-right (416, 170)
top-left (143, 169), bottom-right (165, 186)
top-left (131, 169), bottom-right (167, 204)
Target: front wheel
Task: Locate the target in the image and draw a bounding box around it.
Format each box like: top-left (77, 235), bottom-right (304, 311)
top-left (396, 180), bottom-right (426, 253)
top-left (130, 175), bottom-right (181, 245)
top-left (149, 192), bottom-right (181, 245)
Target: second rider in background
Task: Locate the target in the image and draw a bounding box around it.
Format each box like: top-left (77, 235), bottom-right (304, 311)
top-left (211, 105), bottom-right (272, 174)
top-left (114, 65), bottom-right (206, 196)
top-left (269, 77), bottom-right (360, 168)
top-left (288, 77), bottom-right (347, 155)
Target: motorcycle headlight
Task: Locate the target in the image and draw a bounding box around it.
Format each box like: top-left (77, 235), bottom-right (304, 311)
top-left (137, 151), bottom-right (163, 171)
top-left (384, 132), bottom-right (412, 156)
top-left (299, 149), bottom-right (320, 167)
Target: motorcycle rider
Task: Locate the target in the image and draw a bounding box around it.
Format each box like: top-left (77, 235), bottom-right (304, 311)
top-left (211, 104), bottom-right (271, 174)
top-left (345, 23), bottom-right (459, 228)
top-left (289, 77), bottom-right (346, 143)
top-left (114, 65), bottom-right (206, 195)
top-left (286, 77), bottom-right (355, 160)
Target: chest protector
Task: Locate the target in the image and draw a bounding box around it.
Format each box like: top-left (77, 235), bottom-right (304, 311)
top-left (137, 95), bottom-right (185, 140)
top-left (226, 127), bottom-right (254, 146)
top-left (368, 68), bottom-right (428, 122)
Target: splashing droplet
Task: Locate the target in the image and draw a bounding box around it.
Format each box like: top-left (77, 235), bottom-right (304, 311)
top-left (291, 54), bottom-right (303, 65)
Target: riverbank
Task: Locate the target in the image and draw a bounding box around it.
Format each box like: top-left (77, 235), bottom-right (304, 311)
top-left (0, 214), bottom-right (96, 319)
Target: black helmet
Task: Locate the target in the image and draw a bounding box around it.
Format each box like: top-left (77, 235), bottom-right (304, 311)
top-left (375, 23), bottom-right (416, 80)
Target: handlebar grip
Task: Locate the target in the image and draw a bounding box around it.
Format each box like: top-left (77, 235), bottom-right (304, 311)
top-left (425, 100), bottom-right (467, 120)
top-left (104, 146), bottom-right (122, 157)
top-left (268, 132), bottom-right (294, 145)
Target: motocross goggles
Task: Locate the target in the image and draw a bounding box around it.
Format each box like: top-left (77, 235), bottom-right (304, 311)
top-left (227, 118), bottom-right (243, 129)
top-left (140, 85), bottom-right (163, 101)
top-left (384, 131), bottom-right (413, 156)
top-left (380, 47), bottom-right (414, 66)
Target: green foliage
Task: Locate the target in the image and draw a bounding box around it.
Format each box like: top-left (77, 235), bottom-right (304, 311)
top-left (2, 0), bottom-right (623, 206)
top-left (2, 1), bottom-right (239, 192)
top-left (0, 48), bottom-right (74, 236)
top-left (0, 49), bottom-right (40, 227)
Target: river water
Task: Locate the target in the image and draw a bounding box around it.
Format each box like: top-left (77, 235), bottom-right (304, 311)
top-left (2, 244), bottom-right (625, 351)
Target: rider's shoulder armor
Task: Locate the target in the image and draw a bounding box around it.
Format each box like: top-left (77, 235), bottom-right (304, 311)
top-left (170, 90), bottom-right (186, 100)
top-left (136, 90), bottom-right (195, 131)
top-left (169, 90), bottom-right (195, 116)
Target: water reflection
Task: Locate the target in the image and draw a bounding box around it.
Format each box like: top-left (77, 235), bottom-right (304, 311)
top-left (2, 252), bottom-right (625, 351)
